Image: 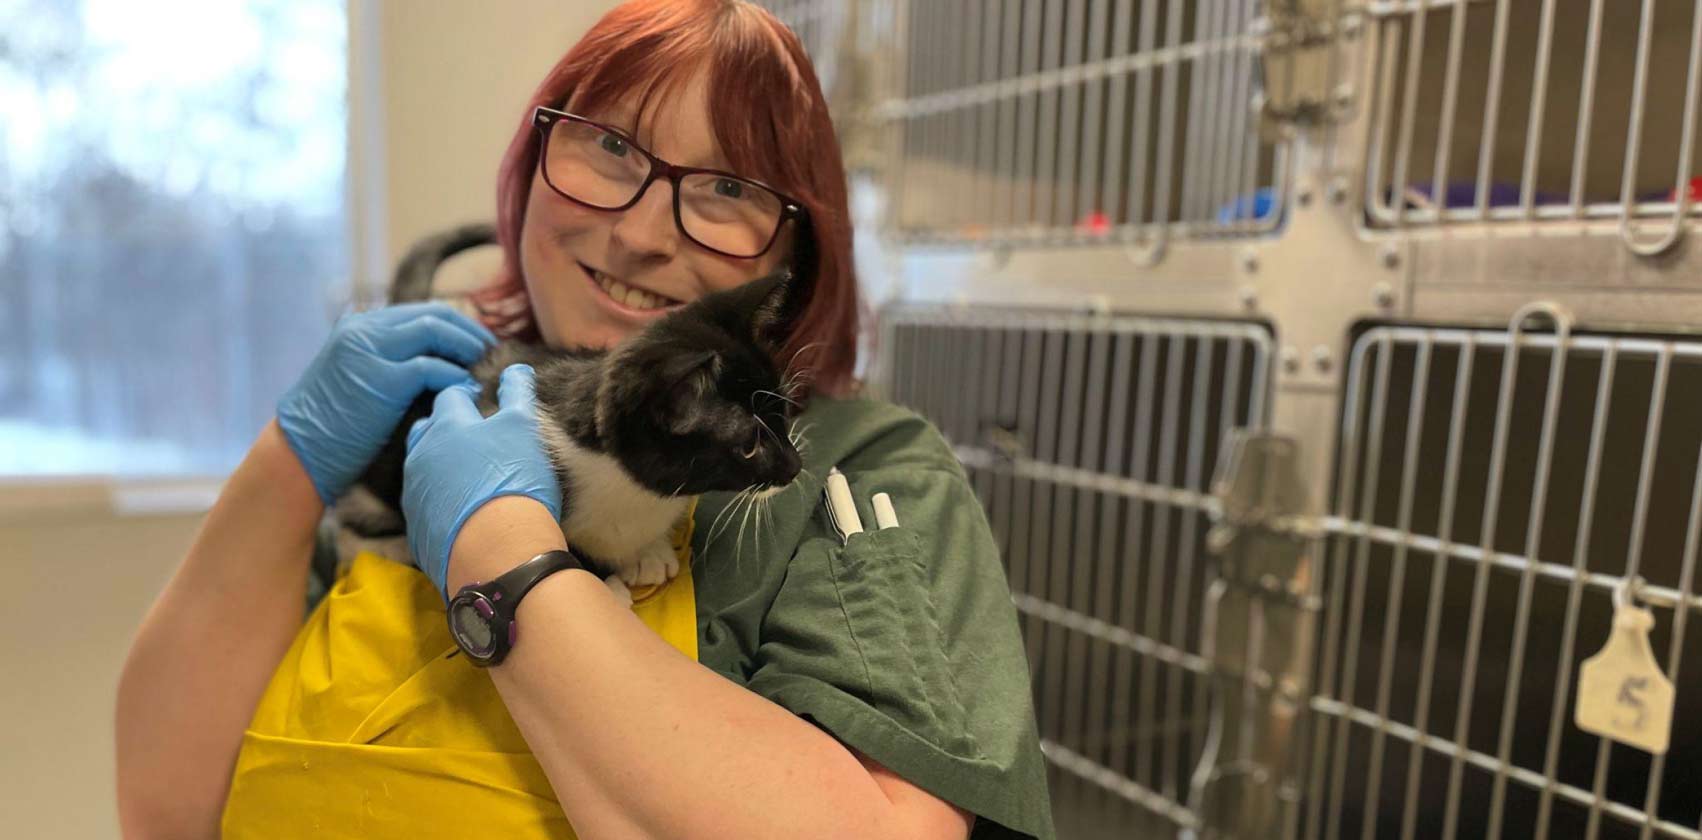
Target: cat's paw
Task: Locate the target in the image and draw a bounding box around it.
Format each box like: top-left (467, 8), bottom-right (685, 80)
top-left (619, 542), bottom-right (678, 587)
top-left (603, 574), bottom-right (634, 609)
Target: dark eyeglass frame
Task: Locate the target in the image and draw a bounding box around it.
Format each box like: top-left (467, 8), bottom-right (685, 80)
top-left (532, 106), bottom-right (807, 259)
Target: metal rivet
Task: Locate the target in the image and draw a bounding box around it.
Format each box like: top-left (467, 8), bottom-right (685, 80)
top-left (1380, 245), bottom-right (1401, 269)
top-left (1281, 346), bottom-right (1301, 374)
top-left (1328, 177), bottom-right (1349, 205)
top-left (1239, 248), bottom-right (1259, 274)
top-left (1238, 285), bottom-right (1258, 310)
top-left (1311, 345), bottom-right (1333, 373)
top-left (1372, 282), bottom-right (1395, 309)
top-left (1296, 188), bottom-right (1314, 207)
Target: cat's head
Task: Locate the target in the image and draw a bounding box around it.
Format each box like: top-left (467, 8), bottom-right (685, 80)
top-left (595, 270), bottom-right (808, 497)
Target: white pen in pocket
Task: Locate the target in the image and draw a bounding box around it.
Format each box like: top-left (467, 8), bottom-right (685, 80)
top-left (824, 467), bottom-right (863, 542)
top-left (871, 492), bottom-right (899, 530)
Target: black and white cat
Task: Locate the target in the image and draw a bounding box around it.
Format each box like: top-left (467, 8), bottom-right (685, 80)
top-left (333, 268), bottom-right (808, 595)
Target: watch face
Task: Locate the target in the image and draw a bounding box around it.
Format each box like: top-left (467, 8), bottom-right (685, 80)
top-left (449, 598), bottom-right (497, 658)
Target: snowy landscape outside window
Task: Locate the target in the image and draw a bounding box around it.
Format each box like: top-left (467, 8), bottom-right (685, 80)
top-left (0, 0), bottom-right (348, 477)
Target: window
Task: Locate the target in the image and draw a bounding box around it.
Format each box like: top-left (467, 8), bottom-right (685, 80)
top-left (0, 0), bottom-right (348, 477)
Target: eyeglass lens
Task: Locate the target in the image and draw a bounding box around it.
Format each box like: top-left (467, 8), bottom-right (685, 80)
top-left (544, 119), bottom-right (785, 257)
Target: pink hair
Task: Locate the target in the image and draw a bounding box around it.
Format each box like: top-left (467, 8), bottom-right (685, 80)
top-left (472, 0), bottom-right (858, 396)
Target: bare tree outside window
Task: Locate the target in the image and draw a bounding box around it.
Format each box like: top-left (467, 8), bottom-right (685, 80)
top-left (0, 0), bottom-right (348, 476)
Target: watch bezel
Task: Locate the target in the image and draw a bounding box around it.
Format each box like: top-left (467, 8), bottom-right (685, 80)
top-left (444, 548), bottom-right (585, 667)
top-left (447, 590), bottom-right (505, 663)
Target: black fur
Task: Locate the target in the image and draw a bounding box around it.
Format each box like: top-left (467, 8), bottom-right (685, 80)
top-left (343, 270), bottom-right (806, 542)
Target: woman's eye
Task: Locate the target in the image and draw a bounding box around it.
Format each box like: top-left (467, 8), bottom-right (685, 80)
top-left (598, 133), bottom-right (628, 157)
top-left (713, 178), bottom-right (745, 199)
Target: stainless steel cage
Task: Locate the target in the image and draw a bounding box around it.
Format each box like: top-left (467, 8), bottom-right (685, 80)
top-left (846, 0), bottom-right (1292, 247)
top-left (881, 306), bottom-right (1275, 837)
top-left (1361, 0), bottom-right (1702, 255)
top-left (1307, 313), bottom-right (1702, 840)
top-left (759, 1), bottom-right (1702, 837)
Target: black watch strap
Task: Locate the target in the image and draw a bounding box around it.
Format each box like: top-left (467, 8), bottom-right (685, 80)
top-left (447, 548), bottom-right (586, 666)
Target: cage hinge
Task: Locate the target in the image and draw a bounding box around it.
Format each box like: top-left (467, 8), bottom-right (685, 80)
top-left (1188, 430), bottom-right (1321, 839)
top-left (1254, 1), bottom-right (1361, 141)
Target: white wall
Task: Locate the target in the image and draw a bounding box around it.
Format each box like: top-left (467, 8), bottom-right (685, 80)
top-left (351, 0), bottom-right (622, 302)
top-left (1, 2), bottom-right (619, 836)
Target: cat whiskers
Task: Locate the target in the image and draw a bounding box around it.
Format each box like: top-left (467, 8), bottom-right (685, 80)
top-left (705, 488), bottom-right (752, 547)
top-left (778, 344), bottom-right (822, 402)
top-left (780, 370), bottom-right (814, 402)
top-left (732, 484), bottom-right (764, 573)
top-left (754, 388), bottom-right (802, 411)
top-left (786, 341), bottom-right (827, 368)
top-left (787, 421), bottom-right (815, 459)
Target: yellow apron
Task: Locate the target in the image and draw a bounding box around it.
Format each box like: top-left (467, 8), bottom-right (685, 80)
top-left (221, 515), bottom-right (698, 838)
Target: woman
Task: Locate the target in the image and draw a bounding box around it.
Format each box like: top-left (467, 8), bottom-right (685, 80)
top-left (115, 2), bottom-right (1052, 838)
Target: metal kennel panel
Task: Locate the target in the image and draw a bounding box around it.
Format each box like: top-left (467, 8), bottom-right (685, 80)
top-left (1302, 308), bottom-right (1702, 840)
top-left (1361, 0), bottom-right (1702, 254)
top-left (865, 0), bottom-right (1291, 248)
top-left (879, 305), bottom-right (1273, 837)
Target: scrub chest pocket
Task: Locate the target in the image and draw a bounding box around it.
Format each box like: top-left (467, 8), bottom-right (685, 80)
top-left (829, 527), bottom-right (976, 756)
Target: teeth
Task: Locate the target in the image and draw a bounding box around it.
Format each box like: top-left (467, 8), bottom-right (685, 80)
top-left (592, 269), bottom-right (671, 311)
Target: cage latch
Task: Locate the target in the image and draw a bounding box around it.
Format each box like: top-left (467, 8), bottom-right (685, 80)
top-left (1189, 430), bottom-right (1320, 839)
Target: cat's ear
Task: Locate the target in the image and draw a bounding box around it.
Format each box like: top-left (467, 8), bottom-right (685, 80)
top-left (750, 267), bottom-right (809, 353)
top-left (656, 350), bottom-right (720, 435)
top-left (659, 349), bottom-right (718, 391)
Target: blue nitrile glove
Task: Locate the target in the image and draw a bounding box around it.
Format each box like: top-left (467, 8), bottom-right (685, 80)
top-left (401, 364), bottom-right (564, 597)
top-left (277, 302), bottom-right (496, 505)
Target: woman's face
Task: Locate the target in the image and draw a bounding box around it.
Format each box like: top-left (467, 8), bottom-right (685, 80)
top-left (518, 74), bottom-right (792, 350)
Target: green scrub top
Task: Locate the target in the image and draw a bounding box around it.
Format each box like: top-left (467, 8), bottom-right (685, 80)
top-left (309, 396), bottom-right (1055, 840)
top-left (691, 396), bottom-right (1054, 840)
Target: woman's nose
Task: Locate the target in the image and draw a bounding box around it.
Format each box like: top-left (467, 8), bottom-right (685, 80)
top-left (608, 177), bottom-right (679, 263)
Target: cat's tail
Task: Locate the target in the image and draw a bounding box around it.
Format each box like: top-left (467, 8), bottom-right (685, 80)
top-left (388, 222), bottom-right (498, 304)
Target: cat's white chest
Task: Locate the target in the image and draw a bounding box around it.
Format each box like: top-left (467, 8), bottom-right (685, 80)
top-left (559, 451), bottom-right (687, 554)
top-left (540, 419), bottom-right (689, 585)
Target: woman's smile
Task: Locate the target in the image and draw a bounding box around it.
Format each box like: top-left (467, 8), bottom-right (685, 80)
top-left (518, 73), bottom-right (791, 352)
top-left (576, 260), bottom-right (685, 320)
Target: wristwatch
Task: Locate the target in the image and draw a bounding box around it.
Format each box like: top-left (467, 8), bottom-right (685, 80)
top-left (447, 548), bottom-right (586, 666)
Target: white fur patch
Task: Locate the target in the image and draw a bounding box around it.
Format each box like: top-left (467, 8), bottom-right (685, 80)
top-left (538, 406), bottom-right (690, 584)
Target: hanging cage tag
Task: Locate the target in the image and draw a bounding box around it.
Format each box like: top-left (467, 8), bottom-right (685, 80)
top-left (1575, 603), bottom-right (1675, 755)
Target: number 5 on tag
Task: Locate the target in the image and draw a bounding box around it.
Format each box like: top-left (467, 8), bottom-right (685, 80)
top-left (1576, 603), bottom-right (1674, 755)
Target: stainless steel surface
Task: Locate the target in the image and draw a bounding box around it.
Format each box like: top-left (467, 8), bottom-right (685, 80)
top-left (772, 1), bottom-right (1702, 837)
top-left (1302, 317), bottom-right (1702, 840)
top-left (882, 305), bottom-right (1272, 838)
top-left (1193, 431), bottom-right (1321, 839)
top-left (860, 0), bottom-right (1289, 247)
top-left (1362, 0), bottom-right (1702, 253)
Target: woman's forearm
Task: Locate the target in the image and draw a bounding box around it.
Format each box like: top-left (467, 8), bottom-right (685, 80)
top-left (449, 500), bottom-right (946, 840)
top-left (115, 419), bottom-right (322, 839)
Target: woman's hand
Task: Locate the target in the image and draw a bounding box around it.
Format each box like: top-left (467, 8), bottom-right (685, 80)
top-left (276, 301), bottom-right (496, 506)
top-left (402, 364), bottom-right (564, 596)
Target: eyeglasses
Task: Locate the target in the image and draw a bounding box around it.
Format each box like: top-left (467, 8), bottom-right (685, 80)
top-left (532, 106), bottom-right (806, 259)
